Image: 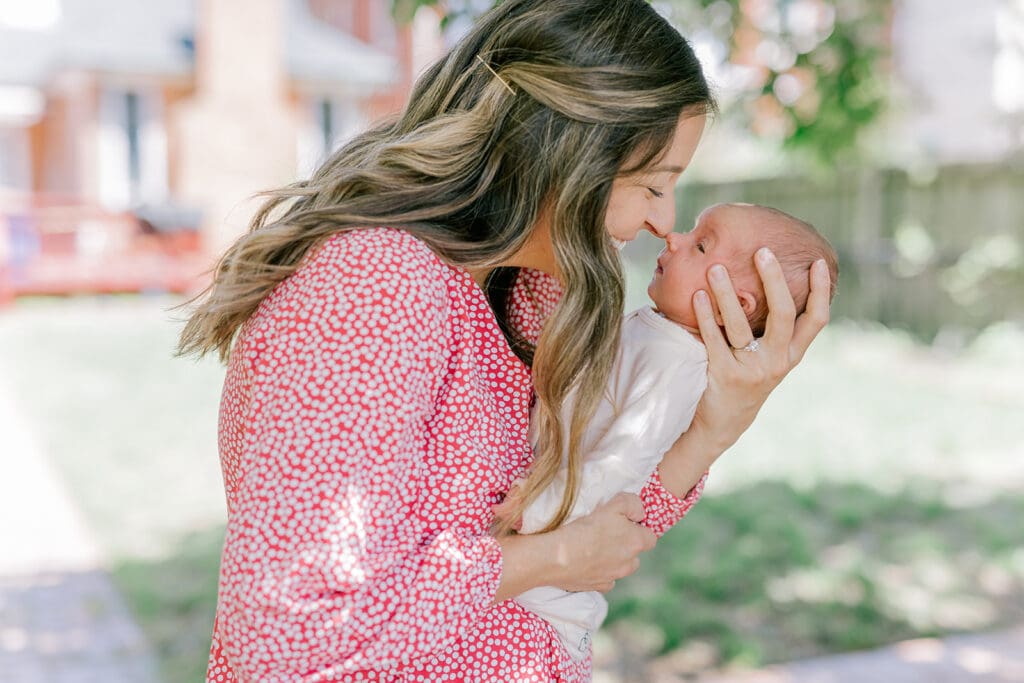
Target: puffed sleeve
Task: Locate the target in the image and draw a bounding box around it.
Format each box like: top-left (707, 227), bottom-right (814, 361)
top-left (216, 230), bottom-right (502, 680)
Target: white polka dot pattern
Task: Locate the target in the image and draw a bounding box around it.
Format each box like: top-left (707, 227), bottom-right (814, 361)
top-left (205, 228), bottom-right (705, 682)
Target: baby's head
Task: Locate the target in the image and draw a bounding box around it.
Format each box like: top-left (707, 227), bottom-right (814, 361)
top-left (648, 202), bottom-right (839, 336)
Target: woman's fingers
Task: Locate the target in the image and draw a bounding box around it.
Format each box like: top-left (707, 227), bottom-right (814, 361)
top-left (707, 264), bottom-right (755, 348)
top-left (790, 259), bottom-right (832, 364)
top-left (693, 289), bottom-right (733, 364)
top-left (603, 494), bottom-right (656, 555)
top-left (606, 492), bottom-right (646, 524)
top-left (756, 248), bottom-right (796, 352)
top-left (549, 494), bottom-right (656, 593)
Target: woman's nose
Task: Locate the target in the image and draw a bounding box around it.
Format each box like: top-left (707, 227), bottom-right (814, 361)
top-left (646, 197), bottom-right (676, 238)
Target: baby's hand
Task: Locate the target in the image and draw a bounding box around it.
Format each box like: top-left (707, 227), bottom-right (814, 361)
top-left (492, 478), bottom-right (525, 532)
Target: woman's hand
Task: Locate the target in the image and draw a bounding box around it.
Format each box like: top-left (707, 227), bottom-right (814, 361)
top-left (548, 492), bottom-right (656, 593)
top-left (492, 492), bottom-right (655, 602)
top-left (657, 248), bottom-right (831, 496)
top-left (693, 248), bottom-right (831, 450)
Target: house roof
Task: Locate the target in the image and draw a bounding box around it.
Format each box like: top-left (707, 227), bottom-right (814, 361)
top-left (0, 0), bottom-right (396, 89)
top-left (286, 1), bottom-right (396, 91)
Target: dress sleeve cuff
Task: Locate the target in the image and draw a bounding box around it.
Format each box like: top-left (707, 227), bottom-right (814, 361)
top-left (640, 468), bottom-right (708, 538)
top-left (471, 533), bottom-right (504, 609)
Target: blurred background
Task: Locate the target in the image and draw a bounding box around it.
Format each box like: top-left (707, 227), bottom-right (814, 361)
top-left (0, 1), bottom-right (1021, 681)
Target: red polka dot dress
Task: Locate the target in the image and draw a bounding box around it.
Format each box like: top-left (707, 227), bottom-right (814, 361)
top-left (205, 228), bottom-right (705, 682)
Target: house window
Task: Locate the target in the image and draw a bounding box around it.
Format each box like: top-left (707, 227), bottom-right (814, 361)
top-left (0, 127), bottom-right (30, 190)
top-left (124, 91), bottom-right (141, 190)
top-left (97, 86), bottom-right (168, 210)
top-left (319, 98), bottom-right (334, 155)
top-left (317, 96), bottom-right (362, 155)
top-left (297, 96), bottom-right (366, 177)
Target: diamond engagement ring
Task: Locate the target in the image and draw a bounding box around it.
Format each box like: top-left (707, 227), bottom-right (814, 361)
top-left (740, 339), bottom-right (760, 352)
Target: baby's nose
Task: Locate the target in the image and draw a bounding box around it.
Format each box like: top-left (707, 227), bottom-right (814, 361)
top-left (665, 232), bottom-right (683, 251)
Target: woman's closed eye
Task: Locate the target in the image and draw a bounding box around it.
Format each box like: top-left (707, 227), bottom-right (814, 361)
top-left (647, 187), bottom-right (665, 198)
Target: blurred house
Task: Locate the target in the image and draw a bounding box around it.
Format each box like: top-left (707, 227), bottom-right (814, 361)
top-left (891, 0), bottom-right (1024, 165)
top-left (0, 0), bottom-right (439, 296)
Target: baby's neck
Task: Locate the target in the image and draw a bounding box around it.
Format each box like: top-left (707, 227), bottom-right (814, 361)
top-left (649, 307), bottom-right (704, 343)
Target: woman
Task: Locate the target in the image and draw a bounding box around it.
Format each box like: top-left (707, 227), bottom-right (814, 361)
top-left (179, 1), bottom-right (831, 680)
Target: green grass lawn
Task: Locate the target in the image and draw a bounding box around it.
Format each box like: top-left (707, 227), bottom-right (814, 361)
top-left (1, 295), bottom-right (1022, 682)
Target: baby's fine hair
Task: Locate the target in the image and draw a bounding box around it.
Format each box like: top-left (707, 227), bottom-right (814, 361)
top-left (726, 203), bottom-right (839, 337)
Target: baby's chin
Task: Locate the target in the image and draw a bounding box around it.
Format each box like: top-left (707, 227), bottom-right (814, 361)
top-left (651, 302), bottom-right (699, 330)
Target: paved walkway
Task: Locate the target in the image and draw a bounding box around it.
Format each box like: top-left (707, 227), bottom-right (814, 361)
top-left (0, 381), bottom-right (161, 683)
top-left (689, 628), bottom-right (1024, 683)
top-left (593, 625), bottom-right (1024, 682)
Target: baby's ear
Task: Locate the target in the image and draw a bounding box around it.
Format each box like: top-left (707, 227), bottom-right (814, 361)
top-left (736, 288), bottom-right (758, 317)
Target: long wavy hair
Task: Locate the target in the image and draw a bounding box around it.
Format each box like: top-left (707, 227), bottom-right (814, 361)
top-left (178, 0), bottom-right (714, 533)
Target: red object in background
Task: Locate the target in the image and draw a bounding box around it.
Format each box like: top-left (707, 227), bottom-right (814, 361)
top-left (0, 193), bottom-right (212, 301)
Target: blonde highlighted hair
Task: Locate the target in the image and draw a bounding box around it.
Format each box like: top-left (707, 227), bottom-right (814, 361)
top-left (178, 0), bottom-right (714, 534)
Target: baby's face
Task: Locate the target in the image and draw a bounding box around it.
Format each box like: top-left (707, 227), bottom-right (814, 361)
top-left (647, 204), bottom-right (761, 328)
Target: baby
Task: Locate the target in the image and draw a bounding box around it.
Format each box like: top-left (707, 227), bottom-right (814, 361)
top-left (510, 202), bottom-right (840, 660)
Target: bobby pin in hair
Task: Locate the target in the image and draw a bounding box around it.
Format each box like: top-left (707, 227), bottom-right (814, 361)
top-left (475, 54), bottom-right (516, 96)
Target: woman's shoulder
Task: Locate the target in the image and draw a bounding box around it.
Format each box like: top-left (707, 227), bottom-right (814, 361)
top-left (248, 228), bottom-right (459, 335)
top-left (315, 227), bottom-right (446, 272)
top-left (293, 227), bottom-right (453, 294)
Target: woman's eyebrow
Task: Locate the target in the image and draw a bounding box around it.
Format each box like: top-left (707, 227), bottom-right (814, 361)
top-left (647, 164), bottom-right (686, 174)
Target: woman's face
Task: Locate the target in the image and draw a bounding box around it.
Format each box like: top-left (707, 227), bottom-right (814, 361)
top-left (605, 113), bottom-right (706, 245)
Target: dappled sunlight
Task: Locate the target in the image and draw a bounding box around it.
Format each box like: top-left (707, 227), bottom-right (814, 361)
top-left (700, 320), bottom-right (1024, 501)
top-left (604, 479), bottom-right (1024, 674)
top-left (0, 296), bottom-right (226, 560)
top-left (2, 297), bottom-right (1021, 680)
top-left (765, 539), bottom-right (1022, 632)
top-left (766, 567), bottom-right (868, 607)
top-left (684, 628), bottom-right (1024, 682)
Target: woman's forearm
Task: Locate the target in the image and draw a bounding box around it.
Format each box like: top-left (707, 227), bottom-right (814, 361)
top-left (492, 531), bottom-right (564, 603)
top-left (656, 422), bottom-right (726, 499)
top-left (492, 493), bottom-right (658, 603)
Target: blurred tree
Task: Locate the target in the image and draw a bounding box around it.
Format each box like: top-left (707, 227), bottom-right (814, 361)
top-left (391, 0), bottom-right (891, 164)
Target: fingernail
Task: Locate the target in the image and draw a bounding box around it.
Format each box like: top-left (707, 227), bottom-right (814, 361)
top-left (757, 248), bottom-right (775, 265)
top-left (709, 265), bottom-right (727, 282)
top-left (695, 290), bottom-right (709, 305)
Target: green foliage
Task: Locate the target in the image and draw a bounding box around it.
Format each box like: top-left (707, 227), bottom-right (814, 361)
top-left (390, 0), bottom-right (891, 163)
top-left (607, 482), bottom-right (1024, 671)
top-left (114, 528), bottom-right (224, 683)
top-left (690, 0), bottom-right (890, 163)
top-left (392, 0), bottom-right (486, 31)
